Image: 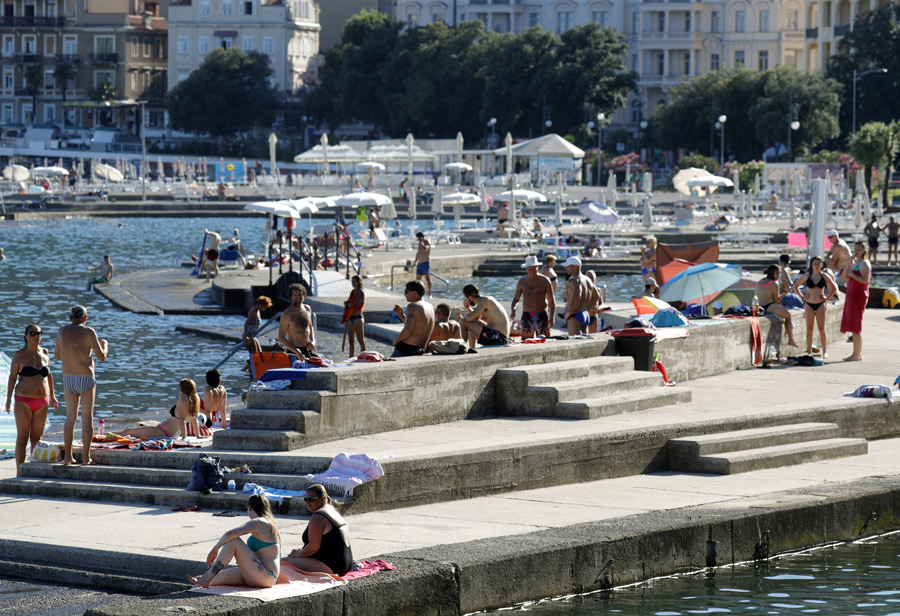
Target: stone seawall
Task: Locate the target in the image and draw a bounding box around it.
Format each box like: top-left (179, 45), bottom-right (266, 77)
top-left (82, 474), bottom-right (900, 616)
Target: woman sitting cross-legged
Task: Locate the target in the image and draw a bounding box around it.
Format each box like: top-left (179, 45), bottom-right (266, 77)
top-left (188, 494), bottom-right (281, 588)
top-left (282, 484), bottom-right (353, 576)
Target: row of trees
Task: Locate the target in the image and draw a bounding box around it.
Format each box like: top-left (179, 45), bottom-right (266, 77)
top-left (303, 10), bottom-right (636, 142)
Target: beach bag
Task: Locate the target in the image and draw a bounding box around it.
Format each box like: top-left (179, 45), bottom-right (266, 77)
top-left (187, 454), bottom-right (225, 493)
top-left (31, 441), bottom-right (64, 463)
top-left (650, 309), bottom-right (689, 328)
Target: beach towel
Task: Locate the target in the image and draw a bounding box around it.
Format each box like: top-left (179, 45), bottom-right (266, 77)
top-left (303, 453), bottom-right (385, 497)
top-left (188, 560), bottom-right (395, 601)
top-left (241, 483), bottom-right (305, 503)
top-left (249, 379), bottom-right (291, 391)
top-left (844, 385), bottom-right (896, 402)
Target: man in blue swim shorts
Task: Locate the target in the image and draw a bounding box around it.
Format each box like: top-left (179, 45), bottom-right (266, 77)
top-left (562, 256), bottom-right (594, 335)
top-left (510, 255), bottom-right (556, 339)
top-left (413, 232), bottom-right (432, 297)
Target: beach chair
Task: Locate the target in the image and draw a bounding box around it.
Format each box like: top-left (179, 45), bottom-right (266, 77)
top-left (249, 351), bottom-right (292, 381)
top-left (218, 248), bottom-right (241, 268)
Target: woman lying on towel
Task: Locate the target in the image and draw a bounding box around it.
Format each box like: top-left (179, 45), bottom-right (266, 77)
top-left (116, 378), bottom-right (200, 439)
top-left (282, 484), bottom-right (354, 576)
top-left (188, 494), bottom-right (281, 588)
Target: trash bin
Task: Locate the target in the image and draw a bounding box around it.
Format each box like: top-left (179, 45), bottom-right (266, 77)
top-left (612, 329), bottom-right (656, 371)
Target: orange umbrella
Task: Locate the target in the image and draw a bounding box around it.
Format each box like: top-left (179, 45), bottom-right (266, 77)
top-left (632, 296), bottom-right (674, 315)
top-left (656, 258), bottom-right (694, 286)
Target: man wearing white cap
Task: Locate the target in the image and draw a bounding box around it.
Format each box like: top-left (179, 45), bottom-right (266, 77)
top-left (562, 256), bottom-right (593, 335)
top-left (510, 255), bottom-right (556, 339)
top-left (824, 229), bottom-right (851, 289)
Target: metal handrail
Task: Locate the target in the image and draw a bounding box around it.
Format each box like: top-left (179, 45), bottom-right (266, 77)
top-left (390, 265), bottom-right (450, 294)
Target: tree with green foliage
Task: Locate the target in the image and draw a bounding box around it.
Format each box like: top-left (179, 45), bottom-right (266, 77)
top-left (167, 48), bottom-right (280, 137)
top-left (23, 64), bottom-right (42, 125)
top-left (304, 16), bottom-right (635, 142)
top-left (654, 67), bottom-right (840, 163)
top-left (54, 62), bottom-right (76, 107)
top-left (849, 121), bottom-right (900, 206)
top-left (827, 4), bottom-right (899, 138)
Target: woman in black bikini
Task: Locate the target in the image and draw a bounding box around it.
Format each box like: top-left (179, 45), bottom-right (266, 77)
top-left (283, 484), bottom-right (353, 576)
top-left (4, 324), bottom-right (58, 475)
top-left (791, 256), bottom-right (837, 358)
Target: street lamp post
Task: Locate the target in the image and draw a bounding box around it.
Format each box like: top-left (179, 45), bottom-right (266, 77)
top-left (852, 68), bottom-right (888, 134)
top-left (596, 112), bottom-right (605, 186)
top-left (787, 119), bottom-right (800, 162)
top-left (716, 114), bottom-right (727, 170)
top-left (638, 120), bottom-right (648, 155)
top-left (488, 117), bottom-right (497, 149)
top-left (543, 119), bottom-right (552, 135)
top-left (139, 101), bottom-right (146, 202)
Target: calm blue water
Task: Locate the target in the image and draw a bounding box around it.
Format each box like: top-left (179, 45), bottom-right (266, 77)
top-left (478, 534), bottom-right (900, 615)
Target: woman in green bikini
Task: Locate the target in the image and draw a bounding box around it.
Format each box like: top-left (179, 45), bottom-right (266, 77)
top-left (188, 494), bottom-right (281, 588)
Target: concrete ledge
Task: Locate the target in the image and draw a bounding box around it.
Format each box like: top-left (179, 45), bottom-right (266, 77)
top-left (94, 282), bottom-right (164, 315)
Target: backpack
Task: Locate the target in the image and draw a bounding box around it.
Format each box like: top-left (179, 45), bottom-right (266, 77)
top-left (187, 454), bottom-right (225, 493)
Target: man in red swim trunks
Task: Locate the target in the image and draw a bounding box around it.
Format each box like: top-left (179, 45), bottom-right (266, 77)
top-left (203, 228), bottom-right (221, 282)
top-left (510, 255), bottom-right (555, 339)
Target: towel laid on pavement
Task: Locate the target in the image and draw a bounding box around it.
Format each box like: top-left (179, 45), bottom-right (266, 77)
top-left (303, 453), bottom-right (385, 497)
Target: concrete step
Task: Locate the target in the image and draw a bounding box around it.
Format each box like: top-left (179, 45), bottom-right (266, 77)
top-left (0, 477), bottom-right (322, 514)
top-left (509, 372), bottom-right (667, 415)
top-left (497, 355), bottom-right (634, 393)
top-left (667, 423), bottom-right (841, 463)
top-left (17, 462), bottom-right (315, 492)
top-left (213, 428), bottom-right (307, 451)
top-left (555, 387), bottom-right (692, 419)
top-left (675, 438), bottom-right (869, 475)
top-left (66, 447), bottom-right (332, 474)
top-left (245, 389), bottom-right (321, 410)
top-left (229, 408), bottom-right (321, 433)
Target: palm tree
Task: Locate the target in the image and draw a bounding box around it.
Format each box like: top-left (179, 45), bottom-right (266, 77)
top-left (54, 62), bottom-right (76, 129)
top-left (22, 64), bottom-right (42, 125)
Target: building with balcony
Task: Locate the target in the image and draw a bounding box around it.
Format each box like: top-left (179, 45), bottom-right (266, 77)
top-left (167, 0), bottom-right (321, 96)
top-left (0, 0), bottom-right (167, 134)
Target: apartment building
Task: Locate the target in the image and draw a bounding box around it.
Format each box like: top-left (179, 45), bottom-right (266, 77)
top-left (395, 0), bottom-right (891, 129)
top-left (0, 0), bottom-right (167, 132)
top-left (167, 0), bottom-right (321, 95)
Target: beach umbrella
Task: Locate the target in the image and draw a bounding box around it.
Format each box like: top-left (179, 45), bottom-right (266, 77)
top-left (380, 189), bottom-right (398, 222)
top-left (431, 186), bottom-right (443, 217)
top-left (631, 182), bottom-right (639, 210)
top-left (643, 171), bottom-right (653, 194)
top-left (456, 132), bottom-right (464, 162)
top-left (409, 186), bottom-right (417, 220)
top-left (685, 175), bottom-right (733, 190)
top-left (32, 166), bottom-right (69, 176)
top-left (632, 296), bottom-right (674, 316)
top-left (495, 189), bottom-right (547, 203)
top-left (94, 163), bottom-right (124, 182)
top-left (335, 191), bottom-right (392, 208)
top-left (579, 202), bottom-right (618, 225)
top-left (2, 164), bottom-right (29, 181)
top-left (444, 162), bottom-right (472, 173)
top-left (357, 161), bottom-right (385, 172)
top-left (660, 262), bottom-right (742, 313)
top-left (442, 191), bottom-right (480, 206)
top-left (754, 173), bottom-right (760, 195)
top-left (732, 169), bottom-right (740, 195)
top-left (479, 186), bottom-right (491, 227)
top-left (642, 196), bottom-right (654, 229)
top-left (656, 258), bottom-right (695, 286)
top-left (505, 132), bottom-right (513, 178)
top-left (244, 200), bottom-right (295, 217)
top-left (672, 167), bottom-right (713, 195)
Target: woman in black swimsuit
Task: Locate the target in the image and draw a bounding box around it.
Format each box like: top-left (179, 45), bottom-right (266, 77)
top-left (283, 484), bottom-right (353, 576)
top-left (4, 324), bottom-right (58, 475)
top-left (791, 256), bottom-right (837, 358)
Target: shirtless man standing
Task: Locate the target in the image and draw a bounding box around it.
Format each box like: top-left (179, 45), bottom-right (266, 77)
top-left (883, 216), bottom-right (900, 266)
top-left (428, 303), bottom-right (462, 344)
top-left (277, 283), bottom-right (317, 361)
top-left (824, 229), bottom-right (851, 289)
top-left (863, 215), bottom-right (882, 265)
top-left (413, 233), bottom-right (432, 297)
top-left (86, 255), bottom-right (114, 290)
top-left (562, 256), bottom-right (593, 335)
top-left (538, 254), bottom-right (559, 296)
top-left (392, 280), bottom-right (435, 357)
top-left (584, 270), bottom-right (604, 334)
top-left (458, 283), bottom-right (512, 350)
top-left (510, 255), bottom-right (555, 339)
top-left (55, 305), bottom-right (108, 466)
top-left (203, 228), bottom-right (222, 282)
top-left (755, 264), bottom-right (798, 348)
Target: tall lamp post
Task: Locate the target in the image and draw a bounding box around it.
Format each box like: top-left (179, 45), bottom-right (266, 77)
top-left (139, 100), bottom-right (146, 202)
top-left (852, 68), bottom-right (888, 134)
top-left (596, 112), bottom-right (605, 186)
top-left (543, 119), bottom-right (552, 135)
top-left (715, 114), bottom-right (727, 170)
top-left (787, 116), bottom-right (800, 162)
top-left (488, 117), bottom-right (497, 149)
top-left (638, 120), bottom-right (648, 155)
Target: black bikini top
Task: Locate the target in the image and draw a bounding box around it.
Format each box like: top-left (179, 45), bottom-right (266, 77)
top-left (807, 274), bottom-right (827, 289)
top-left (19, 365), bottom-right (50, 378)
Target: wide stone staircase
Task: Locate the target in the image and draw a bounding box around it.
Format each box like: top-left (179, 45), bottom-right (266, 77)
top-left (214, 389), bottom-right (322, 451)
top-left (496, 355), bottom-right (691, 418)
top-left (0, 448), bottom-right (335, 514)
top-left (666, 422), bottom-right (869, 475)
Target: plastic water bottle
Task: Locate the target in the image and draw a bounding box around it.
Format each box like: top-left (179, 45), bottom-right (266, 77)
top-left (98, 419), bottom-right (105, 436)
top-left (227, 479), bottom-right (236, 492)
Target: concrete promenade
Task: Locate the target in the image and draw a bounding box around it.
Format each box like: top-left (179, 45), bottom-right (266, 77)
top-left (0, 308), bottom-right (899, 614)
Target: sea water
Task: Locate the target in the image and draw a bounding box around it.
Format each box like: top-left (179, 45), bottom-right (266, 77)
top-left (477, 533), bottom-right (900, 615)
